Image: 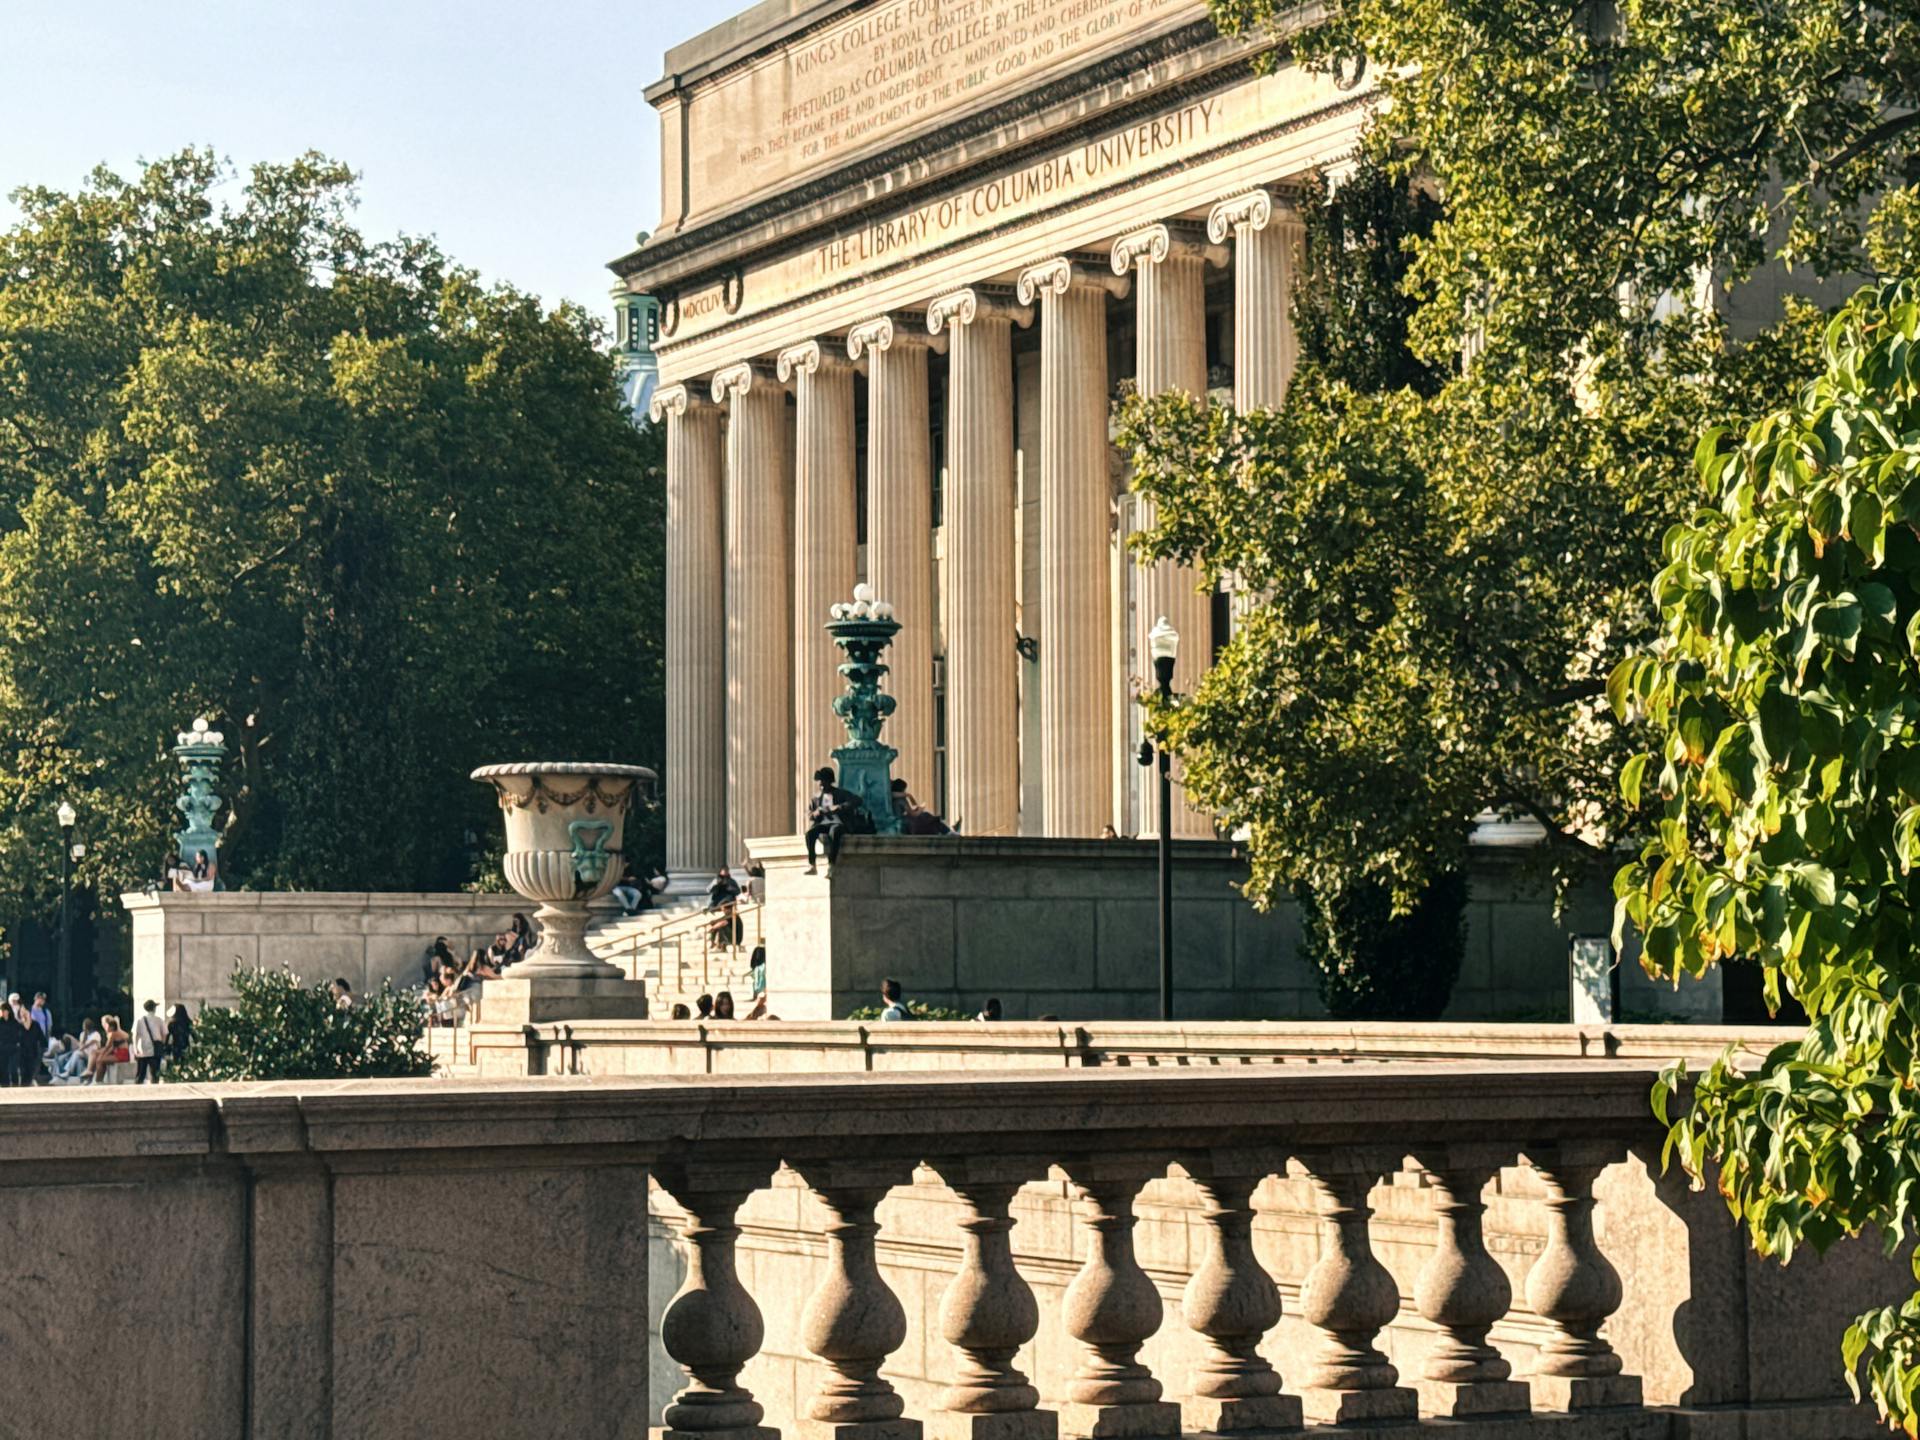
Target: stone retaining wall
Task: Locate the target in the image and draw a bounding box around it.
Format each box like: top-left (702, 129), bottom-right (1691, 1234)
top-left (123, 891), bottom-right (528, 1014)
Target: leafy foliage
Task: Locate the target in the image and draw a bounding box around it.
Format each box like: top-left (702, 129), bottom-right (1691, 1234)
top-left (1620, 279), bottom-right (1920, 1432)
top-left (844, 1003), bottom-right (977, 1022)
top-left (1301, 869), bottom-right (1466, 1019)
top-left (166, 965), bottom-right (431, 1081)
top-left (1119, 0), bottom-right (1907, 913)
top-left (0, 150), bottom-right (665, 912)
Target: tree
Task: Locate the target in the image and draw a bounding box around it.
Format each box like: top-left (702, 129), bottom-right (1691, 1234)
top-left (1617, 278), bottom-right (1920, 1432)
top-left (1300, 869), bottom-right (1465, 1019)
top-left (0, 151), bottom-right (665, 915)
top-left (1119, 0), bottom-right (1918, 912)
top-left (167, 966), bottom-right (431, 1081)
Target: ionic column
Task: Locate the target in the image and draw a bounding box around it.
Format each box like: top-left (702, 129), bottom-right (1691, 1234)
top-left (654, 1167), bottom-right (779, 1440)
top-left (1180, 1169), bottom-right (1302, 1433)
top-left (792, 1163), bottom-right (922, 1440)
top-left (929, 288), bottom-right (1030, 837)
top-left (1112, 223), bottom-right (1224, 839)
top-left (1411, 1146), bottom-right (1530, 1418)
top-left (849, 314), bottom-right (940, 804)
top-left (1295, 1158), bottom-right (1418, 1425)
top-left (1522, 1144), bottom-right (1642, 1411)
top-left (1207, 190), bottom-right (1301, 413)
top-left (713, 361), bottom-right (794, 861)
top-left (1058, 1165), bottom-right (1179, 1439)
top-left (1017, 258), bottom-right (1126, 838)
top-left (930, 1161), bottom-right (1056, 1440)
top-left (780, 339), bottom-right (858, 822)
top-left (652, 383), bottom-right (728, 875)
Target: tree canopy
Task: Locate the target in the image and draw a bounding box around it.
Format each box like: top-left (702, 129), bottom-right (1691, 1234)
top-left (0, 150), bottom-right (664, 911)
top-left (1119, 0), bottom-right (1919, 909)
top-left (1621, 278), bottom-right (1920, 1433)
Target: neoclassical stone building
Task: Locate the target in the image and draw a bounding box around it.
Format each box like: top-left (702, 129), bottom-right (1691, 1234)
top-left (614, 0), bottom-right (1367, 875)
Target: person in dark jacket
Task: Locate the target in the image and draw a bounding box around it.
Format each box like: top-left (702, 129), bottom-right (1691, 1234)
top-left (0, 1006), bottom-right (24, 1087)
top-left (167, 1004), bottom-right (193, 1070)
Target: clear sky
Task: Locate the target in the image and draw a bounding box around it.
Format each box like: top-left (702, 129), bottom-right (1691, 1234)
top-left (2, 0), bottom-right (696, 321)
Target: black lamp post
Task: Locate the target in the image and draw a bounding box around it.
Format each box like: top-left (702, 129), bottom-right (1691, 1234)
top-left (55, 800), bottom-right (75, 1022)
top-left (1147, 617), bottom-right (1180, 1021)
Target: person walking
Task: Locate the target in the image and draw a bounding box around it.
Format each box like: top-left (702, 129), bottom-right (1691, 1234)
top-left (878, 978), bottom-right (912, 1022)
top-left (166, 1004), bottom-right (193, 1071)
top-left (131, 1001), bottom-right (168, 1084)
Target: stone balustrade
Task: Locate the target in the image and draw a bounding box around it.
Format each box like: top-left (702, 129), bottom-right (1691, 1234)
top-left (0, 1062), bottom-right (1889, 1438)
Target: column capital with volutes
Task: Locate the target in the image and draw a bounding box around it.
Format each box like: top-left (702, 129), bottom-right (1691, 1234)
top-left (1016, 253), bottom-right (1131, 305)
top-left (710, 359), bottom-right (787, 404)
top-left (776, 338), bottom-right (857, 383)
top-left (1111, 221), bottom-right (1227, 275)
top-left (650, 381), bottom-right (723, 423)
top-left (847, 312), bottom-right (945, 362)
top-left (927, 285), bottom-right (1032, 335)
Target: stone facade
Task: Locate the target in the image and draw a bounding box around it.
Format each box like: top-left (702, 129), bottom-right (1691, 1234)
top-left (722, 835), bottom-right (1712, 1022)
top-left (619, 0), bottom-right (1371, 863)
top-left (123, 891), bottom-right (527, 1014)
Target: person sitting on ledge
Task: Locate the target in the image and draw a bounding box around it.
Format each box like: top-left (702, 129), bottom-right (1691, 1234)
top-left (508, 913), bottom-right (533, 961)
top-left (465, 947), bottom-right (502, 983)
top-left (975, 997), bottom-right (1003, 1023)
top-left (85, 1016), bottom-right (129, 1083)
top-left (612, 866), bottom-right (647, 916)
top-left (669, 1003), bottom-right (691, 1020)
top-left (712, 991), bottom-right (737, 1021)
top-left (804, 766), bottom-right (864, 875)
top-left (694, 994), bottom-right (714, 1020)
top-left (745, 994), bottom-right (774, 1020)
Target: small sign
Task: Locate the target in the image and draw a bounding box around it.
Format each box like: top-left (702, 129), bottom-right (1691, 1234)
top-left (1569, 935), bottom-right (1617, 1024)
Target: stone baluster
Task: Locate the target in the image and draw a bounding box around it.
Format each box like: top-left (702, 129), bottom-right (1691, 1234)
top-left (1295, 1157), bottom-right (1417, 1425)
top-left (1016, 256), bottom-right (1127, 838)
top-left (1059, 1164), bottom-right (1179, 1439)
top-left (929, 288), bottom-right (1030, 837)
top-left (651, 382), bottom-right (728, 876)
top-left (713, 360), bottom-right (794, 860)
top-left (1410, 1146), bottom-right (1530, 1418)
top-left (849, 314), bottom-right (941, 804)
top-left (1180, 1165), bottom-right (1301, 1434)
top-left (654, 1164), bottom-right (779, 1440)
top-left (932, 1159), bottom-right (1056, 1440)
top-left (779, 338), bottom-right (858, 826)
top-left (1111, 222), bottom-right (1224, 840)
top-left (1523, 1143), bottom-right (1642, 1410)
top-left (793, 1162), bottom-right (923, 1440)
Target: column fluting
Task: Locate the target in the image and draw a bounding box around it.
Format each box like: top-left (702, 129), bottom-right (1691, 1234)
top-left (1207, 190), bottom-right (1301, 414)
top-left (849, 315), bottom-right (939, 806)
top-left (1112, 222), bottom-right (1226, 839)
top-left (929, 288), bottom-right (1029, 837)
top-left (713, 360), bottom-right (794, 862)
top-left (779, 339), bottom-right (858, 822)
top-left (652, 383), bottom-right (728, 876)
top-left (1018, 257), bottom-right (1125, 837)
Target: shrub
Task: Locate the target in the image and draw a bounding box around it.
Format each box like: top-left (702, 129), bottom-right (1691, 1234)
top-left (1299, 871), bottom-right (1467, 1019)
top-left (167, 966), bottom-right (431, 1081)
top-left (844, 1002), bottom-right (976, 1022)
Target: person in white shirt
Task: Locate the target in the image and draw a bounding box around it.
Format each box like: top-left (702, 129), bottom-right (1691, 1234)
top-left (130, 1000), bottom-right (168, 1084)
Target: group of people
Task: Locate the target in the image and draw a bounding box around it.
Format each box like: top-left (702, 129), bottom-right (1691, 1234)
top-left (803, 770), bottom-right (953, 873)
top-left (612, 863), bottom-right (669, 916)
top-left (28, 997), bottom-right (190, 1085)
top-left (419, 916), bottom-right (533, 1026)
top-left (164, 849), bottom-right (218, 893)
top-left (668, 982), bottom-right (772, 1022)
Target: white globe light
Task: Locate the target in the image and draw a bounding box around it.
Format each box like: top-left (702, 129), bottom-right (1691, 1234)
top-left (853, 582), bottom-right (874, 604)
top-left (192, 716), bottom-right (209, 734)
top-left (1148, 616), bottom-right (1180, 664)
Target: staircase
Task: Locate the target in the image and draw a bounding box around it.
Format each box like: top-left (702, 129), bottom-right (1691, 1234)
top-left (588, 895), bottom-right (764, 1016)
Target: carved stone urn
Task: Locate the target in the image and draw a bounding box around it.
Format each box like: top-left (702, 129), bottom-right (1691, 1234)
top-left (471, 762), bottom-right (655, 980)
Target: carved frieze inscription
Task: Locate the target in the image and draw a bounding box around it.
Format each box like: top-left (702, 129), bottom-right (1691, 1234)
top-left (685, 0), bottom-right (1208, 214)
top-left (662, 60), bottom-right (1352, 353)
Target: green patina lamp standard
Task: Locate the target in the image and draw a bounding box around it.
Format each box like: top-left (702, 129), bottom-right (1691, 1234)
top-left (173, 716), bottom-right (227, 874)
top-left (827, 583), bottom-right (904, 837)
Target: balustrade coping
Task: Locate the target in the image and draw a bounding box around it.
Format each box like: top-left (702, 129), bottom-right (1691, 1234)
top-left (0, 1061), bottom-right (1668, 1166)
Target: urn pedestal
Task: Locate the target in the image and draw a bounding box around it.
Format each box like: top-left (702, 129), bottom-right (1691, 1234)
top-left (471, 761), bottom-right (658, 1022)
